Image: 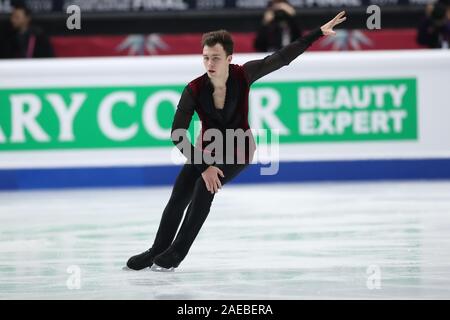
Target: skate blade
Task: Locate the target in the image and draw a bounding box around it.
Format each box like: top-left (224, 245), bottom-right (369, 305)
top-left (150, 264), bottom-right (175, 272)
top-left (122, 266), bottom-right (143, 271)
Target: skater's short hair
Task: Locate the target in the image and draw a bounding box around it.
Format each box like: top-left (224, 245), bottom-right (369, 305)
top-left (201, 30), bottom-right (234, 56)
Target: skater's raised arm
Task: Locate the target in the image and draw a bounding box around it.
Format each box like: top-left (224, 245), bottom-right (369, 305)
top-left (244, 11), bottom-right (347, 85)
top-left (171, 86), bottom-right (209, 173)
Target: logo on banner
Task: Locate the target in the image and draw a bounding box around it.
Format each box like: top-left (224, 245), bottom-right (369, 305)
top-left (0, 78), bottom-right (417, 151)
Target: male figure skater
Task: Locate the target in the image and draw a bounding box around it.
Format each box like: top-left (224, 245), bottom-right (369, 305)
top-left (127, 11), bottom-right (347, 271)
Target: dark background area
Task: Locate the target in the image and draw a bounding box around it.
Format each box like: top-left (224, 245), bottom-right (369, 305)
top-left (0, 4), bottom-right (425, 36)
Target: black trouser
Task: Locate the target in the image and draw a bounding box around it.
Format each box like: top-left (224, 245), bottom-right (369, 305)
top-left (151, 162), bottom-right (248, 262)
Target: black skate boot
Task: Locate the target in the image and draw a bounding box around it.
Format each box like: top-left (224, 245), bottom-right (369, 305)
top-left (151, 247), bottom-right (183, 272)
top-left (126, 248), bottom-right (158, 270)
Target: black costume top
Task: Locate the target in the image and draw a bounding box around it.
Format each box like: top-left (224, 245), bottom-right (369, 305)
top-left (171, 28), bottom-right (323, 173)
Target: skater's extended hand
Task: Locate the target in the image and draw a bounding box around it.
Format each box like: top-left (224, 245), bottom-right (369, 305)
top-left (201, 166), bottom-right (225, 194)
top-left (320, 11), bottom-right (347, 36)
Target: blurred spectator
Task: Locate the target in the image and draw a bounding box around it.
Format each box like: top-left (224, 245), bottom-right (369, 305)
top-left (0, 3), bottom-right (54, 58)
top-left (417, 0), bottom-right (450, 48)
top-left (253, 0), bottom-right (302, 52)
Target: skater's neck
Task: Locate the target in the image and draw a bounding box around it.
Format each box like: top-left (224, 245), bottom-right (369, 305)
top-left (210, 71), bottom-right (229, 89)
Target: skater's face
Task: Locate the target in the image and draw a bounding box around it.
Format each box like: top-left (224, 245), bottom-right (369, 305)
top-left (202, 43), bottom-right (232, 79)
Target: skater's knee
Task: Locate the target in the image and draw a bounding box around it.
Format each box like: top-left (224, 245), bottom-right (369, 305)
top-left (194, 177), bottom-right (216, 196)
top-left (195, 177), bottom-right (208, 191)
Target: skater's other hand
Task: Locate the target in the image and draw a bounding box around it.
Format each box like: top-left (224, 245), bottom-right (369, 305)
top-left (201, 166), bottom-right (225, 194)
top-left (321, 11), bottom-right (347, 36)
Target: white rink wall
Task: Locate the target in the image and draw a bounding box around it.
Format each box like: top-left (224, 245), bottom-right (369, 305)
top-left (0, 50), bottom-right (449, 189)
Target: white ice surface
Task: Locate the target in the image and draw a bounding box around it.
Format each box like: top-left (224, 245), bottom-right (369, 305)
top-left (1, 181), bottom-right (450, 299)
